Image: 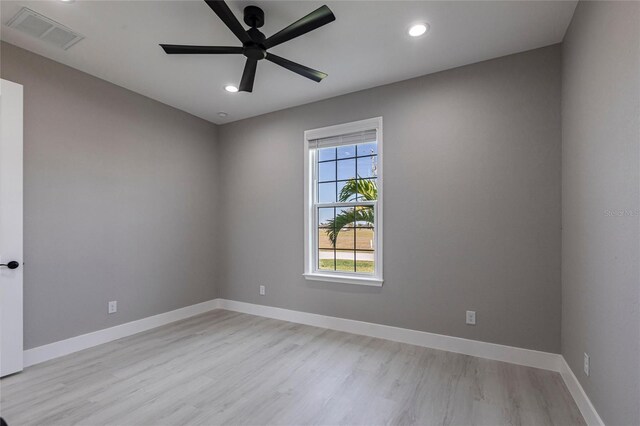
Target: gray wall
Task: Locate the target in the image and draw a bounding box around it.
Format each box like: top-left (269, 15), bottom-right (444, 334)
top-left (1, 42), bottom-right (220, 349)
top-left (0, 40), bottom-right (566, 356)
top-left (218, 45), bottom-right (562, 353)
top-left (561, 2), bottom-right (640, 425)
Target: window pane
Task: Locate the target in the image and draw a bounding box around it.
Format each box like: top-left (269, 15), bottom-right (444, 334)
top-left (337, 145), bottom-right (356, 159)
top-left (318, 207), bottom-right (334, 227)
top-left (333, 206), bottom-right (354, 252)
top-left (318, 182), bottom-right (336, 203)
top-left (356, 226), bottom-right (375, 250)
top-left (318, 249), bottom-right (335, 271)
top-left (318, 147), bottom-right (336, 162)
top-left (337, 158), bottom-right (356, 181)
top-left (356, 156), bottom-right (378, 179)
top-left (355, 207), bottom-right (375, 273)
top-left (335, 250), bottom-right (356, 272)
top-left (337, 181), bottom-right (356, 202)
top-left (335, 227), bottom-right (355, 250)
top-left (336, 207), bottom-right (354, 224)
top-left (318, 228), bottom-right (333, 250)
top-left (355, 251), bottom-right (375, 273)
top-left (355, 180), bottom-right (377, 202)
top-left (355, 205), bottom-right (375, 227)
top-left (318, 161), bottom-right (336, 182)
top-left (357, 142), bottom-right (377, 156)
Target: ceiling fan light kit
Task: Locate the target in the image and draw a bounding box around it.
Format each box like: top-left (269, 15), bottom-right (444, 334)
top-left (160, 1), bottom-right (336, 93)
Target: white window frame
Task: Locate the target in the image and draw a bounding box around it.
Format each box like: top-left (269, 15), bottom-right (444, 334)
top-left (303, 117), bottom-right (383, 286)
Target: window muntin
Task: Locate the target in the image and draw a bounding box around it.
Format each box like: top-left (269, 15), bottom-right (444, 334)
top-left (304, 118), bottom-right (383, 286)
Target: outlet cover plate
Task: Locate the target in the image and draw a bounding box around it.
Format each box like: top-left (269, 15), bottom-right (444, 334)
top-left (583, 353), bottom-right (590, 376)
top-left (466, 310), bottom-right (476, 325)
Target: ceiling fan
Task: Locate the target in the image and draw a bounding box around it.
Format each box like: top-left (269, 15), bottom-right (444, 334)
top-left (160, 1), bottom-right (336, 93)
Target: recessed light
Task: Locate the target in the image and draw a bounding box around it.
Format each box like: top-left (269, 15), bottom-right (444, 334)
top-left (217, 112), bottom-right (228, 118)
top-left (408, 23), bottom-right (429, 37)
top-left (59, 0), bottom-right (75, 3)
top-left (224, 85), bottom-right (238, 93)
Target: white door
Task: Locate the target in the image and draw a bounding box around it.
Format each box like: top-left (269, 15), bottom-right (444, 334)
top-left (0, 79), bottom-right (24, 377)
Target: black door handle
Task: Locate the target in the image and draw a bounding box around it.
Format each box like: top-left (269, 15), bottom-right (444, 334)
top-left (0, 261), bottom-right (19, 269)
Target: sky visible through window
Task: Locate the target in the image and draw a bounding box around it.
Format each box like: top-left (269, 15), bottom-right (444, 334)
top-left (316, 142), bottom-right (378, 273)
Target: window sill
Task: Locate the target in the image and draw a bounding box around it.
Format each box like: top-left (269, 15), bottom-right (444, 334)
top-left (303, 272), bottom-right (383, 287)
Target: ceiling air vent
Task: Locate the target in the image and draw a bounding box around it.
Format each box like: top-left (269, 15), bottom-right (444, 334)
top-left (6, 8), bottom-right (84, 50)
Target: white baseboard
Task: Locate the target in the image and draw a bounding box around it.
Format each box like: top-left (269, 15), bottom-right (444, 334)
top-left (21, 298), bottom-right (602, 425)
top-left (217, 299), bottom-right (605, 425)
top-left (23, 298), bottom-right (560, 372)
top-left (559, 356), bottom-right (605, 426)
top-left (216, 299), bottom-right (562, 372)
top-left (23, 299), bottom-right (219, 367)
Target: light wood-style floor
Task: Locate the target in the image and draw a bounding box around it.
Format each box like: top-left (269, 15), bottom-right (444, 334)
top-left (1, 310), bottom-right (585, 426)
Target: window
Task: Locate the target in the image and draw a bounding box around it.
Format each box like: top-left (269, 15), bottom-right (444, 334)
top-left (303, 117), bottom-right (383, 286)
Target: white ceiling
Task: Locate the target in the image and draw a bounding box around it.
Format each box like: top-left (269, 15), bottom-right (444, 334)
top-left (1, 0), bottom-right (577, 124)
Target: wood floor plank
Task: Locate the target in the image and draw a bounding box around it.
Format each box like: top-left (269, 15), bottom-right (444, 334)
top-left (0, 310), bottom-right (585, 426)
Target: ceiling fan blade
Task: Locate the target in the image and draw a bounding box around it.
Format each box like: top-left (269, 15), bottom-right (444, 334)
top-left (204, 0), bottom-right (252, 44)
top-left (160, 45), bottom-right (243, 54)
top-left (266, 53), bottom-right (327, 83)
top-left (239, 58), bottom-right (258, 92)
top-left (263, 5), bottom-right (335, 49)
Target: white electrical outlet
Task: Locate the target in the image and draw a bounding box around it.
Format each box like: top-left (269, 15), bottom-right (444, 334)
top-left (466, 310), bottom-right (476, 325)
top-left (584, 353), bottom-right (590, 376)
top-left (259, 285), bottom-right (265, 296)
top-left (108, 301), bottom-right (117, 314)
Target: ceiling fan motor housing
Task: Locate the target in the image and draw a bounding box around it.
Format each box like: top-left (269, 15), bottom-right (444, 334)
top-left (243, 7), bottom-right (267, 60)
top-left (243, 6), bottom-right (264, 28)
